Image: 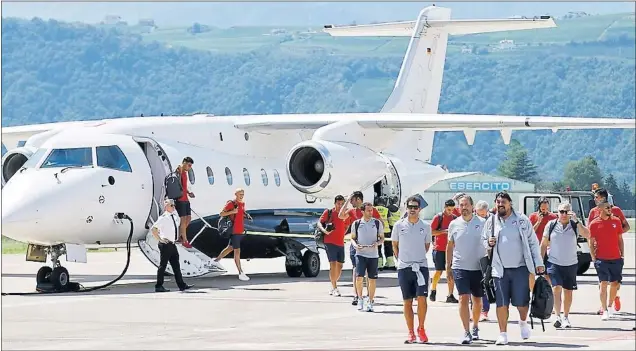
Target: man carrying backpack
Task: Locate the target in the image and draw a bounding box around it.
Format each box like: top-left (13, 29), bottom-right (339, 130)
top-left (540, 202), bottom-right (590, 329)
top-left (429, 199), bottom-right (459, 303)
top-left (350, 202), bottom-right (384, 312)
top-left (482, 192), bottom-right (544, 346)
top-left (316, 195), bottom-right (347, 297)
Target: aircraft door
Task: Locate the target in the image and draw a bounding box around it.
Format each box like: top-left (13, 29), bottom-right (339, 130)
top-left (133, 137), bottom-right (173, 227)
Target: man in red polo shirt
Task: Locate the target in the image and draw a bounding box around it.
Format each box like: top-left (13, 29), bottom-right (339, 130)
top-left (429, 199), bottom-right (458, 303)
top-left (215, 188), bottom-right (252, 281)
top-left (318, 195), bottom-right (348, 297)
top-left (175, 157), bottom-right (195, 248)
top-left (588, 188), bottom-right (629, 313)
top-left (339, 190), bottom-right (381, 306)
top-left (528, 197), bottom-right (558, 291)
top-left (588, 201), bottom-right (624, 321)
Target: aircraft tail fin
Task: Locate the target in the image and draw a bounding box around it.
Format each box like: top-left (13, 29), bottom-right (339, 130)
top-left (323, 5), bottom-right (556, 162)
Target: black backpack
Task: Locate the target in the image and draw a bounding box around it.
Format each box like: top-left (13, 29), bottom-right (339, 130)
top-left (165, 170), bottom-right (184, 200)
top-left (529, 275), bottom-right (554, 332)
top-left (433, 212), bottom-right (456, 242)
top-left (218, 201), bottom-right (238, 239)
top-left (314, 209), bottom-right (333, 248)
top-left (352, 218), bottom-right (382, 245)
top-left (546, 219), bottom-right (578, 240)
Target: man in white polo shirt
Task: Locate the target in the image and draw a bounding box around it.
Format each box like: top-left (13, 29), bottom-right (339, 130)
top-left (152, 198), bottom-right (193, 293)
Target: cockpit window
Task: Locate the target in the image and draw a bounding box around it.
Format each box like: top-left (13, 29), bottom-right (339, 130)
top-left (22, 148), bottom-right (48, 168)
top-left (96, 146), bottom-right (132, 172)
top-left (40, 147), bottom-right (93, 169)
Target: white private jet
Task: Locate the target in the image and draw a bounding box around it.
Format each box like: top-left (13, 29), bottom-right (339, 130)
top-left (2, 5), bottom-right (634, 292)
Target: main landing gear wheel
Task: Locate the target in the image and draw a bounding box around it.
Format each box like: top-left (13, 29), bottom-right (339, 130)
top-left (302, 250), bottom-right (320, 278)
top-left (285, 265), bottom-right (303, 278)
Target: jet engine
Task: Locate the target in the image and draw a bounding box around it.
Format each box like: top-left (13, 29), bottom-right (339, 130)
top-left (2, 146), bottom-right (36, 186)
top-left (286, 140), bottom-right (386, 199)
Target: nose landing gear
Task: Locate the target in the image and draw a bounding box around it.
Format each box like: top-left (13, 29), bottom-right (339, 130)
top-left (34, 245), bottom-right (73, 292)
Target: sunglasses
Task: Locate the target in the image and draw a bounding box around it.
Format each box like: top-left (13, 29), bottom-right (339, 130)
top-left (559, 210), bottom-right (568, 214)
top-left (407, 205), bottom-right (420, 210)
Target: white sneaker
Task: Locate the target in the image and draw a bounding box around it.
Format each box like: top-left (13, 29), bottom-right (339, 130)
top-left (357, 297), bottom-right (365, 311)
top-left (332, 288), bottom-right (341, 297)
top-left (495, 332), bottom-right (508, 345)
top-left (562, 316), bottom-right (571, 328)
top-left (520, 320), bottom-right (531, 340)
top-left (601, 310), bottom-right (609, 321)
top-left (366, 300), bottom-right (374, 312)
top-left (238, 272), bottom-right (250, 281)
top-left (608, 306), bottom-right (616, 318)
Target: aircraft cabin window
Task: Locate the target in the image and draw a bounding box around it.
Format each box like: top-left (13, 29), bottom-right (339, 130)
top-left (206, 166), bottom-right (214, 185)
top-left (188, 168), bottom-right (195, 184)
top-left (23, 148), bottom-right (48, 168)
top-left (261, 168), bottom-right (268, 186)
top-left (273, 169), bottom-right (281, 187)
top-left (96, 146), bottom-right (132, 172)
top-left (41, 147), bottom-right (93, 169)
top-left (225, 167), bottom-right (233, 185)
top-left (243, 168), bottom-right (251, 186)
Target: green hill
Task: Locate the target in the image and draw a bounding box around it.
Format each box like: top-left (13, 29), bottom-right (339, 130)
top-left (1, 16), bottom-right (634, 189)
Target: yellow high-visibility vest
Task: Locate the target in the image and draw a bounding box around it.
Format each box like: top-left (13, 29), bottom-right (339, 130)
top-left (376, 206), bottom-right (391, 233)
top-left (388, 210), bottom-right (402, 227)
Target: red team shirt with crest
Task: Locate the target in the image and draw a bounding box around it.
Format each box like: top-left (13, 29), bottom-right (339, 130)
top-left (589, 217), bottom-right (623, 260)
top-left (223, 201), bottom-right (245, 234)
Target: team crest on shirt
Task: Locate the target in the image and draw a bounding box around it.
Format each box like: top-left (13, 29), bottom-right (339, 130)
top-left (612, 223), bottom-right (617, 228)
top-left (420, 228), bottom-right (425, 235)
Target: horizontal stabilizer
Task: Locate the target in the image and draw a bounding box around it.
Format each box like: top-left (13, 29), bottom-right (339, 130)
top-left (323, 16), bottom-right (556, 37)
top-left (234, 113), bottom-right (635, 133)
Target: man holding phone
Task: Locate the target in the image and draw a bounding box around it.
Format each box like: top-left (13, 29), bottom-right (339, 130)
top-left (529, 197), bottom-right (557, 291)
top-left (540, 202), bottom-right (590, 328)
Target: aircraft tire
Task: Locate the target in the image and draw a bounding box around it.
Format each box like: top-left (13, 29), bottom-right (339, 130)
top-left (50, 266), bottom-right (70, 291)
top-left (286, 265), bottom-right (303, 278)
top-left (302, 250), bottom-right (320, 278)
top-left (36, 266), bottom-right (52, 284)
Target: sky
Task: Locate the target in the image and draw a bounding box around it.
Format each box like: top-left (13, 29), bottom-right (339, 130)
top-left (2, 2), bottom-right (635, 28)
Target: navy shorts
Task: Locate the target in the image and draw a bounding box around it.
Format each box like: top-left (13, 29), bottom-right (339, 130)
top-left (595, 258), bottom-right (623, 283)
top-left (494, 266), bottom-right (530, 308)
top-left (432, 250), bottom-right (446, 271)
top-left (229, 234), bottom-right (244, 249)
top-left (356, 256), bottom-right (379, 279)
top-left (325, 243), bottom-right (345, 263)
top-left (398, 267), bottom-right (430, 300)
top-left (175, 200), bottom-right (191, 217)
top-left (453, 269), bottom-right (484, 297)
top-left (547, 262), bottom-right (578, 290)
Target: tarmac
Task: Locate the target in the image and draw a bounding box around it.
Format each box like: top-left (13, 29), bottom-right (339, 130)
top-left (2, 234), bottom-right (635, 350)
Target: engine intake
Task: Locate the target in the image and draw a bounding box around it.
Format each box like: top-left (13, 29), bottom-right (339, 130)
top-left (2, 146), bottom-right (36, 186)
top-left (286, 140), bottom-right (386, 199)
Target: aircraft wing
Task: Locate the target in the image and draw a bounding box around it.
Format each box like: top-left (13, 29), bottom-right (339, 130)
top-left (1, 121), bottom-right (102, 149)
top-left (233, 113), bottom-right (635, 144)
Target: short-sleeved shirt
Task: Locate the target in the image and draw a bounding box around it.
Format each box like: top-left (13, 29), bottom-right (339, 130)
top-left (544, 219), bottom-right (578, 266)
top-left (351, 217), bottom-right (383, 258)
top-left (430, 213), bottom-right (456, 251)
top-left (391, 218), bottom-right (432, 270)
top-left (589, 217), bottom-right (623, 260)
top-left (529, 211), bottom-right (558, 242)
top-left (223, 200), bottom-right (245, 234)
top-left (152, 210), bottom-right (181, 242)
top-left (448, 215), bottom-right (486, 271)
top-left (588, 206), bottom-right (626, 230)
top-left (347, 207), bottom-right (381, 222)
top-left (486, 212), bottom-right (526, 269)
top-left (319, 208), bottom-right (349, 246)
top-left (178, 168), bottom-right (189, 202)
